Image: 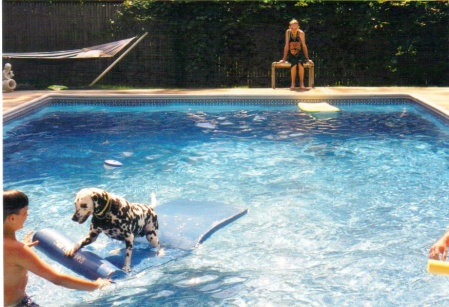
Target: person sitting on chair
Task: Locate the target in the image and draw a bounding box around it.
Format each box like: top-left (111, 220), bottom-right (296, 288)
top-left (279, 19), bottom-right (313, 90)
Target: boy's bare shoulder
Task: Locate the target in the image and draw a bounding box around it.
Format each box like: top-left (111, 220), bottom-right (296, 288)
top-left (4, 238), bottom-right (38, 272)
top-left (4, 237), bottom-right (27, 257)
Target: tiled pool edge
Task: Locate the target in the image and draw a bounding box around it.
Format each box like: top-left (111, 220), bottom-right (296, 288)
top-left (407, 94), bottom-right (449, 122)
top-left (3, 93), bottom-right (54, 124)
top-left (4, 93), bottom-right (449, 124)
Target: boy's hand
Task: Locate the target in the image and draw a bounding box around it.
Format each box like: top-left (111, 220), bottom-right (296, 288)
top-left (96, 278), bottom-right (112, 289)
top-left (23, 231), bottom-right (39, 248)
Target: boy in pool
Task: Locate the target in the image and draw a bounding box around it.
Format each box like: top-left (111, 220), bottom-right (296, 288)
top-left (3, 190), bottom-right (110, 307)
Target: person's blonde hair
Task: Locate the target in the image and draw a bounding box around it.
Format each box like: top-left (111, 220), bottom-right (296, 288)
top-left (289, 19), bottom-right (299, 25)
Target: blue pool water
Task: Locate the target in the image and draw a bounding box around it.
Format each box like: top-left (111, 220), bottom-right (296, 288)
top-left (4, 99), bottom-right (449, 306)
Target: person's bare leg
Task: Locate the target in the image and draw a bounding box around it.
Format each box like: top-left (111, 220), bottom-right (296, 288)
top-left (290, 65), bottom-right (297, 90)
top-left (299, 64), bottom-right (306, 89)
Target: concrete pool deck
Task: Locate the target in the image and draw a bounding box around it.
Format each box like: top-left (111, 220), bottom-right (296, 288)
top-left (2, 87), bottom-right (449, 115)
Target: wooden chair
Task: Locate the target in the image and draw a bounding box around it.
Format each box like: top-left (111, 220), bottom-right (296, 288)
top-left (271, 61), bottom-right (314, 89)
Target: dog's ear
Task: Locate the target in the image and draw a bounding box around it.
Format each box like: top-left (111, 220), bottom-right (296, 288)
top-left (92, 191), bottom-right (108, 206)
top-left (100, 191), bottom-right (109, 206)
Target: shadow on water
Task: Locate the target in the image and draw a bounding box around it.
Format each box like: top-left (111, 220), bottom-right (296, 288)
top-left (73, 266), bottom-right (253, 306)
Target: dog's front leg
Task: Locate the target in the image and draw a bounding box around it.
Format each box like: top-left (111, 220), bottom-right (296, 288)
top-left (65, 229), bottom-right (100, 257)
top-left (122, 234), bottom-right (135, 272)
top-left (146, 230), bottom-right (164, 256)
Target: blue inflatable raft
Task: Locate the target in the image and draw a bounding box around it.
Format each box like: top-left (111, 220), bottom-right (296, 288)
top-left (33, 228), bottom-right (126, 280)
top-left (33, 200), bottom-right (248, 280)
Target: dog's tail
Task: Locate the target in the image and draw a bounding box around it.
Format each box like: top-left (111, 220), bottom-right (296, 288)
top-left (150, 192), bottom-right (158, 208)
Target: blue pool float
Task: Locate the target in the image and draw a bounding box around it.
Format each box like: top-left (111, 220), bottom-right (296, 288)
top-left (33, 228), bottom-right (126, 280)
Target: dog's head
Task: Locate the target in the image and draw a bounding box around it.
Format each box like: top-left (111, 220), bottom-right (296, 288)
top-left (71, 188), bottom-right (110, 224)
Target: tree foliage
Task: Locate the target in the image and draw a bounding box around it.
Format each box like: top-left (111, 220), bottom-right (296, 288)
top-left (111, 1), bottom-right (448, 86)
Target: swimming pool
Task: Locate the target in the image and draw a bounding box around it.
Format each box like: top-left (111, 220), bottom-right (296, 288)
top-left (4, 97), bottom-right (449, 306)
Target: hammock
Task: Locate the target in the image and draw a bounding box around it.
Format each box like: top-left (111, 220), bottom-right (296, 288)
top-left (2, 37), bottom-right (136, 59)
top-left (2, 33), bottom-right (148, 87)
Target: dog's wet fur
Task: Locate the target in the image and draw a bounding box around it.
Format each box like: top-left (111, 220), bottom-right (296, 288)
top-left (65, 188), bottom-right (161, 272)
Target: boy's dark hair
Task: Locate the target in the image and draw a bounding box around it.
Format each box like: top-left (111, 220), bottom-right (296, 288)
top-left (3, 190), bottom-right (29, 223)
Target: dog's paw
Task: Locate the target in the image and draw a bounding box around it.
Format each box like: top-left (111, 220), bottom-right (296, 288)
top-left (122, 265), bottom-right (131, 272)
top-left (65, 248), bottom-right (76, 257)
top-left (64, 244), bottom-right (80, 257)
top-left (157, 247), bottom-right (165, 257)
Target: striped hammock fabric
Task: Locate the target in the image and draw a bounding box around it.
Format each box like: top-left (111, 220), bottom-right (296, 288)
top-left (2, 36), bottom-right (136, 59)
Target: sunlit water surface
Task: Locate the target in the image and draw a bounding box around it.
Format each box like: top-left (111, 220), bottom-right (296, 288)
top-left (4, 101), bottom-right (449, 306)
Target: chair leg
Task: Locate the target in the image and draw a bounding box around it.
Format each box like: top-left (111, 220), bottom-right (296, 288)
top-left (309, 66), bottom-right (315, 88)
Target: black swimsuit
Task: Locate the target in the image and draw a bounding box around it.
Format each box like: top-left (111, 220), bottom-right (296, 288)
top-left (287, 31), bottom-right (306, 66)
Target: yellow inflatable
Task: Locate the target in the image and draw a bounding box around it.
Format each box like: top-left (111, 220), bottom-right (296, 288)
top-left (298, 102), bottom-right (340, 113)
top-left (427, 259), bottom-right (449, 275)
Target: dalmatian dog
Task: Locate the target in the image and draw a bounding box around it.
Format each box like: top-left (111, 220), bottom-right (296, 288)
top-left (65, 188), bottom-right (161, 272)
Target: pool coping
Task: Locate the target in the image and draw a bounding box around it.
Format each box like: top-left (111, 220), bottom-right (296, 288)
top-left (4, 91), bottom-right (449, 124)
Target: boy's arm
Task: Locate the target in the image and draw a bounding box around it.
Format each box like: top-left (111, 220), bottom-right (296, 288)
top-left (17, 243), bottom-right (107, 291)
